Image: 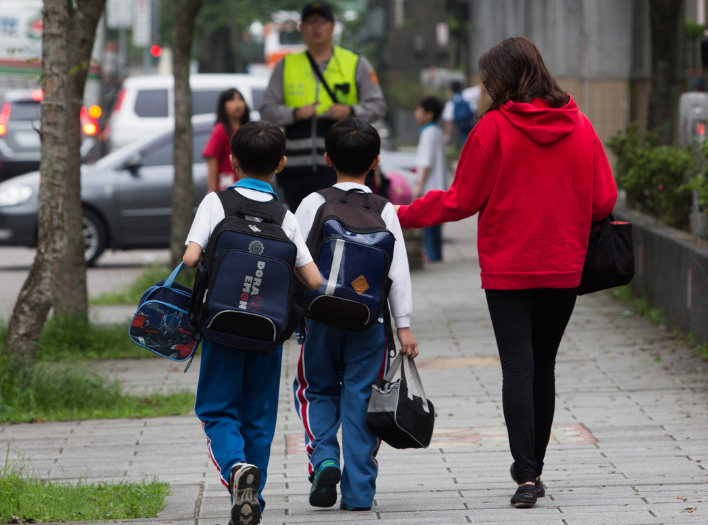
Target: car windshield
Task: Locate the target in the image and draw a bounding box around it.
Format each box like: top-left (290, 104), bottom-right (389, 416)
top-left (9, 101), bottom-right (41, 121)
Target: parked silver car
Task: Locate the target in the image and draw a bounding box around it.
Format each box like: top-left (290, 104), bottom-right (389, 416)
top-left (0, 115), bottom-right (214, 265)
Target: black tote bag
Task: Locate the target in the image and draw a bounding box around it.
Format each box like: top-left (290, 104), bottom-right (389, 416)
top-left (578, 214), bottom-right (635, 296)
top-left (366, 353), bottom-right (436, 449)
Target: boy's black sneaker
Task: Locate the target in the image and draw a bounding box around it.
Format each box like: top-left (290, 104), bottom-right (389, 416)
top-left (510, 484), bottom-right (537, 508)
top-left (229, 463), bottom-right (261, 525)
top-left (309, 460), bottom-right (341, 508)
top-left (510, 462), bottom-right (545, 497)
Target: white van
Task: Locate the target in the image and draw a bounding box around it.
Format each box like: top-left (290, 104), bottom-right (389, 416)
top-left (107, 74), bottom-right (269, 150)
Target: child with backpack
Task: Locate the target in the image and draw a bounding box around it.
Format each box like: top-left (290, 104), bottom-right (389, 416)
top-left (293, 118), bottom-right (418, 512)
top-left (443, 80), bottom-right (481, 144)
top-left (182, 121), bottom-right (322, 525)
top-left (415, 97), bottom-right (447, 262)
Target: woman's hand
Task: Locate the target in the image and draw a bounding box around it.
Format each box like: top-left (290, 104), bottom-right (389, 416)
top-left (396, 327), bottom-right (419, 358)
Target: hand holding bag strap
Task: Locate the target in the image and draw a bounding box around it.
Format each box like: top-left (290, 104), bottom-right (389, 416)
top-left (305, 51), bottom-right (338, 104)
top-left (402, 354), bottom-right (430, 413)
top-left (164, 262), bottom-right (184, 289)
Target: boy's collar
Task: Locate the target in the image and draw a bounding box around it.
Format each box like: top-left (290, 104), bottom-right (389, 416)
top-left (419, 122), bottom-right (436, 134)
top-left (228, 178), bottom-right (279, 201)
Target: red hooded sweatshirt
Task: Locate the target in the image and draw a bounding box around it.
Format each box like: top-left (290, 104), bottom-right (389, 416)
top-left (397, 96), bottom-right (617, 289)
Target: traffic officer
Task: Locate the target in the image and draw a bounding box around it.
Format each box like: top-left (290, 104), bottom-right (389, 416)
top-left (259, 2), bottom-right (386, 210)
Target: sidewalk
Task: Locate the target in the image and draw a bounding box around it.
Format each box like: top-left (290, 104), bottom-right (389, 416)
top-left (1, 218), bottom-right (707, 525)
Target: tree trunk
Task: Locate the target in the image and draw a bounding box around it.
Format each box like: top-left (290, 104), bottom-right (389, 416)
top-left (647, 0), bottom-right (684, 145)
top-left (2, 0), bottom-right (70, 372)
top-left (170, 0), bottom-right (203, 268)
top-left (53, 0), bottom-right (106, 319)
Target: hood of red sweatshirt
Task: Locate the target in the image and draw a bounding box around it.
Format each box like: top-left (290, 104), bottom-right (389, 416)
top-left (499, 95), bottom-right (578, 145)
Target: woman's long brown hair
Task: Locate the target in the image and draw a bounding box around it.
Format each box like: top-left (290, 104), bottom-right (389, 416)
top-left (478, 37), bottom-right (568, 116)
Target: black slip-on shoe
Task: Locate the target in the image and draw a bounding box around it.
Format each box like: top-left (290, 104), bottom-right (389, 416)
top-left (510, 484), bottom-right (538, 508)
top-left (230, 464), bottom-right (262, 525)
top-left (510, 462), bottom-right (545, 497)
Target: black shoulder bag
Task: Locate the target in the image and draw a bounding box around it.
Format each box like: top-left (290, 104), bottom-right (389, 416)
top-left (578, 214), bottom-right (635, 295)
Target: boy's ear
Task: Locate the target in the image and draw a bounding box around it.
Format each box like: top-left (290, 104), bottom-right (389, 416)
top-left (324, 152), bottom-right (335, 168)
top-left (277, 156), bottom-right (287, 173)
top-left (369, 155), bottom-right (381, 171)
top-left (230, 154), bottom-right (238, 171)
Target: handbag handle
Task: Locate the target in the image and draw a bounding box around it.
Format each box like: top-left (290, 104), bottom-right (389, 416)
top-left (164, 262), bottom-right (184, 289)
top-left (384, 353), bottom-right (430, 413)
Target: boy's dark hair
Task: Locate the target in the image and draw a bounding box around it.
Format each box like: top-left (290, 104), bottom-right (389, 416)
top-left (230, 121), bottom-right (286, 177)
top-left (418, 97), bottom-right (443, 121)
top-left (450, 80), bottom-right (463, 93)
top-left (324, 118), bottom-right (381, 176)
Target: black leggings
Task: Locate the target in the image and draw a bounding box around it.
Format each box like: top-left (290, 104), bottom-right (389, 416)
top-left (485, 288), bottom-right (578, 484)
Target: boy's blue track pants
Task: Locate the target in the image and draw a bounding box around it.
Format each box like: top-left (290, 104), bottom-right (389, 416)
top-left (195, 339), bottom-right (282, 512)
top-left (293, 318), bottom-right (389, 508)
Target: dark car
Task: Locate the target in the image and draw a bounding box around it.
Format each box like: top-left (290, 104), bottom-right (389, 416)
top-left (0, 89), bottom-right (101, 182)
top-left (0, 114), bottom-right (213, 265)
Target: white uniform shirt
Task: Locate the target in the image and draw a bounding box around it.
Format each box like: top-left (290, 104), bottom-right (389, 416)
top-left (417, 124), bottom-right (447, 193)
top-left (185, 187), bottom-right (313, 268)
top-left (442, 85), bottom-right (482, 122)
top-left (295, 182), bottom-right (413, 328)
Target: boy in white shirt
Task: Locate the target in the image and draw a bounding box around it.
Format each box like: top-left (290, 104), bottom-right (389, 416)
top-left (415, 97), bottom-right (447, 262)
top-left (183, 121), bottom-right (321, 525)
top-left (293, 118), bottom-right (418, 512)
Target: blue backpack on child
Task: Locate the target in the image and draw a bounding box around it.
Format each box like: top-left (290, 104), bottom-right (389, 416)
top-left (189, 190), bottom-right (303, 352)
top-left (129, 262), bottom-right (199, 364)
top-left (302, 187), bottom-right (395, 332)
top-left (452, 92), bottom-right (475, 140)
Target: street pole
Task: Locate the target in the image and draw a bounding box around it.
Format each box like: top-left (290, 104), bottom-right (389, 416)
top-left (143, 46), bottom-right (151, 74)
top-left (119, 28), bottom-right (127, 78)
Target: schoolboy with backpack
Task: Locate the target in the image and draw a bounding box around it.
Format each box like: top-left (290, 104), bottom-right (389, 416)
top-left (182, 121), bottom-right (322, 525)
top-left (293, 118), bottom-right (418, 512)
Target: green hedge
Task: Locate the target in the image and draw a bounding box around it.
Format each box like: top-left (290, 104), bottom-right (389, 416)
top-left (607, 125), bottom-right (708, 230)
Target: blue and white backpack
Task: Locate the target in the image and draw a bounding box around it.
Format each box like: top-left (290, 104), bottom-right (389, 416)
top-left (189, 190), bottom-right (303, 352)
top-left (302, 187), bottom-right (395, 332)
top-left (129, 263), bottom-right (199, 364)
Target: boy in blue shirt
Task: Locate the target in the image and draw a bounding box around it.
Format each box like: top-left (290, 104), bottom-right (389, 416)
top-left (294, 118), bottom-right (418, 512)
top-left (183, 121), bottom-right (322, 525)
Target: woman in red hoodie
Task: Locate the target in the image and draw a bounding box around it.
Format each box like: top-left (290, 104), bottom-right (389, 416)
top-left (396, 37), bottom-right (617, 508)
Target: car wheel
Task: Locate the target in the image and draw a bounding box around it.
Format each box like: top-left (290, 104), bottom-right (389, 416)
top-left (83, 208), bottom-right (108, 266)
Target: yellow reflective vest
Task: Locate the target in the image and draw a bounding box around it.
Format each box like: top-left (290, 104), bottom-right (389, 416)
top-left (283, 46), bottom-right (359, 115)
top-left (282, 47), bottom-right (360, 172)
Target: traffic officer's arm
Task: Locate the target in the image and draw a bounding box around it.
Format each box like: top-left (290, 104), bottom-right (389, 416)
top-left (350, 56), bottom-right (386, 122)
top-left (260, 60), bottom-right (319, 125)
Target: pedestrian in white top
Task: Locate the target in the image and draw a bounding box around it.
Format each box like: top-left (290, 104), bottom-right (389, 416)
top-left (415, 97), bottom-right (447, 262)
top-left (182, 121), bottom-right (321, 525)
top-left (292, 118), bottom-right (417, 513)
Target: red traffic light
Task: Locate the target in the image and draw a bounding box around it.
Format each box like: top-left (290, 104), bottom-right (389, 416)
top-left (150, 45), bottom-right (162, 58)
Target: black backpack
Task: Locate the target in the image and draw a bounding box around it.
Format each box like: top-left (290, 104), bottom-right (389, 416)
top-left (301, 187), bottom-right (395, 332)
top-left (189, 190), bottom-right (304, 352)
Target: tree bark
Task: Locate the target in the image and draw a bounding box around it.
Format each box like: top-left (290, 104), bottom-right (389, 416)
top-left (647, 0), bottom-right (684, 145)
top-left (2, 0), bottom-right (70, 372)
top-left (53, 0), bottom-right (106, 319)
top-left (170, 0), bottom-right (203, 268)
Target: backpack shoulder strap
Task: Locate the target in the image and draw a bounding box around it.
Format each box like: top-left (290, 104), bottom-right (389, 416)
top-left (368, 194), bottom-right (390, 216)
top-left (216, 190), bottom-right (287, 226)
